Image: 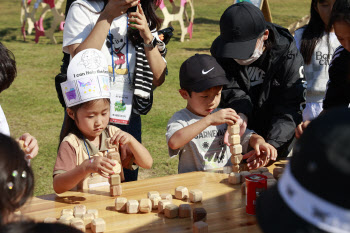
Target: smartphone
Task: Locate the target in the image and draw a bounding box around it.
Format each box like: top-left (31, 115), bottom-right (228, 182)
top-left (127, 6), bottom-right (137, 13)
top-left (158, 27), bottom-right (174, 45)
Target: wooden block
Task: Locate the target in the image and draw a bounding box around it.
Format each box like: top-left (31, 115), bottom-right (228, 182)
top-left (112, 161), bottom-right (122, 175)
top-left (18, 139), bottom-right (26, 151)
top-left (250, 169), bottom-right (260, 174)
top-left (91, 218), bottom-right (105, 233)
top-left (231, 154), bottom-right (243, 165)
top-left (175, 186), bottom-right (189, 200)
top-left (193, 221), bottom-right (208, 233)
top-left (115, 197), bottom-right (128, 212)
top-left (126, 200), bottom-right (139, 214)
top-left (228, 172), bottom-right (241, 184)
top-left (230, 144), bottom-right (242, 155)
top-left (71, 217), bottom-right (84, 225)
top-left (193, 207), bottom-right (207, 222)
top-left (229, 134), bottom-right (240, 145)
top-left (273, 167), bottom-right (285, 180)
top-left (179, 204), bottom-right (191, 218)
top-left (58, 214), bottom-right (74, 225)
top-left (232, 165), bottom-right (240, 172)
top-left (267, 178), bottom-right (277, 189)
top-left (262, 172), bottom-right (274, 179)
top-left (158, 200), bottom-right (172, 214)
top-left (257, 167), bottom-right (269, 173)
top-left (189, 189), bottom-right (202, 203)
top-left (107, 151), bottom-right (120, 160)
top-left (160, 193), bottom-right (173, 201)
top-left (61, 209), bottom-right (73, 216)
top-left (139, 198), bottom-right (152, 213)
top-left (109, 174), bottom-right (121, 185)
top-left (73, 222), bottom-right (86, 232)
top-left (227, 124), bottom-right (240, 135)
top-left (241, 182), bottom-right (246, 195)
top-left (240, 171), bottom-right (251, 183)
top-left (82, 213), bottom-right (94, 229)
top-left (164, 204), bottom-right (179, 219)
top-left (86, 209), bottom-right (98, 219)
top-left (105, 138), bottom-right (118, 149)
top-left (73, 205), bottom-right (86, 218)
top-left (110, 184), bottom-right (122, 196)
top-left (44, 217), bottom-right (57, 223)
top-left (150, 195), bottom-right (161, 210)
top-left (147, 191), bottom-right (160, 199)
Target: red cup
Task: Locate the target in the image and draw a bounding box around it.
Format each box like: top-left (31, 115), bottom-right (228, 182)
top-left (245, 174), bottom-right (267, 215)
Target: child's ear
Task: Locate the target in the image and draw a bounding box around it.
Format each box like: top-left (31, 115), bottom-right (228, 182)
top-left (179, 89), bottom-right (190, 99)
top-left (66, 108), bottom-right (75, 120)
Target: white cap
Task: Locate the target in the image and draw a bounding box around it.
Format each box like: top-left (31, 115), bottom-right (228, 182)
top-left (61, 49), bottom-right (110, 107)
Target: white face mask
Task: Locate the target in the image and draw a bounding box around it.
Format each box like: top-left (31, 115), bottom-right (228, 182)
top-left (234, 37), bottom-right (264, 66)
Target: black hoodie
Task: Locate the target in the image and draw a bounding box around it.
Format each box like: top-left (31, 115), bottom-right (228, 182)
top-left (211, 22), bottom-right (306, 157)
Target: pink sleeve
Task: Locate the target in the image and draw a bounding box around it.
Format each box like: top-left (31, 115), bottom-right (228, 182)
top-left (53, 141), bottom-right (77, 175)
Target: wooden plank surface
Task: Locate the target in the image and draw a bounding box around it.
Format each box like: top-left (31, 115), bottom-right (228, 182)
top-left (21, 160), bottom-right (288, 232)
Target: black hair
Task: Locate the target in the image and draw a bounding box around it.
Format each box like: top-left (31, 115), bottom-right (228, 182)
top-left (0, 221), bottom-right (83, 233)
top-left (0, 42), bottom-right (17, 93)
top-left (328, 0), bottom-right (350, 30)
top-left (0, 134), bottom-right (34, 225)
top-left (300, 0), bottom-right (329, 65)
top-left (59, 98), bottom-right (110, 144)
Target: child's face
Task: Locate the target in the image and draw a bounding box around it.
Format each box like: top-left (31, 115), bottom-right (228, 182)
top-left (181, 86), bottom-right (222, 117)
top-left (315, 0), bottom-right (336, 27)
top-left (74, 99), bottom-right (110, 141)
top-left (334, 20), bottom-right (350, 52)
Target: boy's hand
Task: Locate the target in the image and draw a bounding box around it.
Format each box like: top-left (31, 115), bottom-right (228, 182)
top-left (207, 108), bottom-right (240, 126)
top-left (18, 133), bottom-right (39, 159)
top-left (111, 130), bottom-right (133, 146)
top-left (85, 157), bottom-right (116, 178)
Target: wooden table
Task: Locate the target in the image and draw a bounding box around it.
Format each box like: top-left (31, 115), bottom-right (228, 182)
top-left (21, 160), bottom-right (288, 233)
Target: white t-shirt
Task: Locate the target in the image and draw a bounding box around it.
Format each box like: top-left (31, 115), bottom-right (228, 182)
top-left (0, 105), bottom-right (10, 136)
top-left (166, 108), bottom-right (253, 174)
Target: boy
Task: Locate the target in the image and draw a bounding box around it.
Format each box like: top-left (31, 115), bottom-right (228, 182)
top-left (166, 54), bottom-right (276, 173)
top-left (0, 42), bottom-right (39, 159)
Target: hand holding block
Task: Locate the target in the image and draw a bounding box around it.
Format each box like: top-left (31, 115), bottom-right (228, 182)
top-left (179, 204), bottom-right (191, 218)
top-left (109, 174), bottom-right (121, 185)
top-left (112, 160), bottom-right (122, 175)
top-left (175, 186), bottom-right (189, 200)
top-left (228, 124), bottom-right (240, 135)
top-left (147, 191), bottom-right (160, 199)
top-left (61, 209), bottom-right (73, 216)
top-left (193, 221), bottom-right (208, 233)
top-left (115, 197), bottom-right (128, 212)
top-left (150, 195), bottom-right (161, 210)
top-left (110, 184), bottom-right (122, 196)
top-left (240, 171), bottom-right (252, 183)
top-left (164, 204), bottom-right (179, 219)
top-left (189, 189), bottom-right (203, 203)
top-left (126, 200), bottom-right (139, 214)
top-left (231, 154), bottom-right (243, 165)
top-left (158, 200), bottom-right (172, 214)
top-left (193, 208), bottom-right (207, 222)
top-left (86, 209), bottom-right (98, 219)
top-left (161, 193), bottom-right (173, 201)
top-left (273, 167), bottom-right (285, 179)
top-left (91, 218), bottom-right (105, 233)
top-left (105, 138), bottom-right (118, 149)
top-left (139, 198), bottom-right (152, 213)
top-left (230, 144), bottom-right (242, 155)
top-left (82, 213), bottom-right (94, 229)
top-left (73, 205), bottom-right (86, 218)
top-left (228, 172), bottom-right (241, 184)
top-left (229, 135), bottom-right (240, 145)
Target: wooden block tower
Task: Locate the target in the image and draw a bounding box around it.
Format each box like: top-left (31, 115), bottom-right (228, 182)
top-left (105, 138), bottom-right (124, 196)
top-left (228, 123), bottom-right (243, 173)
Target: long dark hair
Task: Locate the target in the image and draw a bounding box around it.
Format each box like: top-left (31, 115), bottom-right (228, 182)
top-left (328, 0), bottom-right (350, 30)
top-left (0, 42), bottom-right (16, 93)
top-left (300, 0), bottom-right (329, 65)
top-left (0, 134), bottom-right (34, 225)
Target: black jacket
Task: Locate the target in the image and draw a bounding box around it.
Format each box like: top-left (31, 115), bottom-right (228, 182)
top-left (211, 23), bottom-right (306, 156)
top-left (323, 46), bottom-right (350, 110)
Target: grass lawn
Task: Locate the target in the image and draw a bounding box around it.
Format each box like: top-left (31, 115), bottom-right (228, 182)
top-left (0, 0), bottom-right (309, 196)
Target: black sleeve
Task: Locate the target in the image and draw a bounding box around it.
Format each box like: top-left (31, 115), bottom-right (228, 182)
top-left (266, 46), bottom-right (306, 150)
top-left (323, 47), bottom-right (350, 110)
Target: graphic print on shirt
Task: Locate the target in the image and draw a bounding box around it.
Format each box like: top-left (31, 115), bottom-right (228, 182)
top-left (106, 33), bottom-right (128, 77)
top-left (194, 128), bottom-right (227, 168)
top-left (247, 66), bottom-right (265, 87)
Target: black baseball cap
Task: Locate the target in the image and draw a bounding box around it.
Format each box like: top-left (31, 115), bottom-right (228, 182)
top-left (211, 2), bottom-right (267, 59)
top-left (256, 107), bottom-right (350, 233)
top-left (179, 54), bottom-right (229, 92)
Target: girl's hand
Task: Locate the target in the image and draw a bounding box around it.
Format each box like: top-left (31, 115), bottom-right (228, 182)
top-left (111, 130), bottom-right (133, 146)
top-left (85, 157), bottom-right (116, 178)
top-left (128, 3), bottom-right (154, 44)
top-left (18, 133), bottom-right (39, 159)
top-left (103, 0), bottom-right (139, 22)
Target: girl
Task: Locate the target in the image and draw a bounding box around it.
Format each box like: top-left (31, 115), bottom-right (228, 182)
top-left (63, 0), bottom-right (167, 181)
top-left (0, 133), bottom-right (34, 225)
top-left (294, 0), bottom-right (339, 121)
top-left (53, 49), bottom-right (152, 194)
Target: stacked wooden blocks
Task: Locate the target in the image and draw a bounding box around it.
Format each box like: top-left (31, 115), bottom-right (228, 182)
top-left (229, 124), bottom-right (242, 173)
top-left (105, 138), bottom-right (124, 197)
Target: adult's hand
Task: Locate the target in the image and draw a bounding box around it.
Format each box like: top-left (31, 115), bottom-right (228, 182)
top-left (18, 133), bottom-right (39, 159)
top-left (295, 120), bottom-right (311, 139)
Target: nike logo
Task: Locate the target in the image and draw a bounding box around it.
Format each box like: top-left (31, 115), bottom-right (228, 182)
top-left (202, 67), bottom-right (214, 75)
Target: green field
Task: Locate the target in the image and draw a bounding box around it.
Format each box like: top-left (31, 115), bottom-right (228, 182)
top-left (0, 0), bottom-right (309, 196)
